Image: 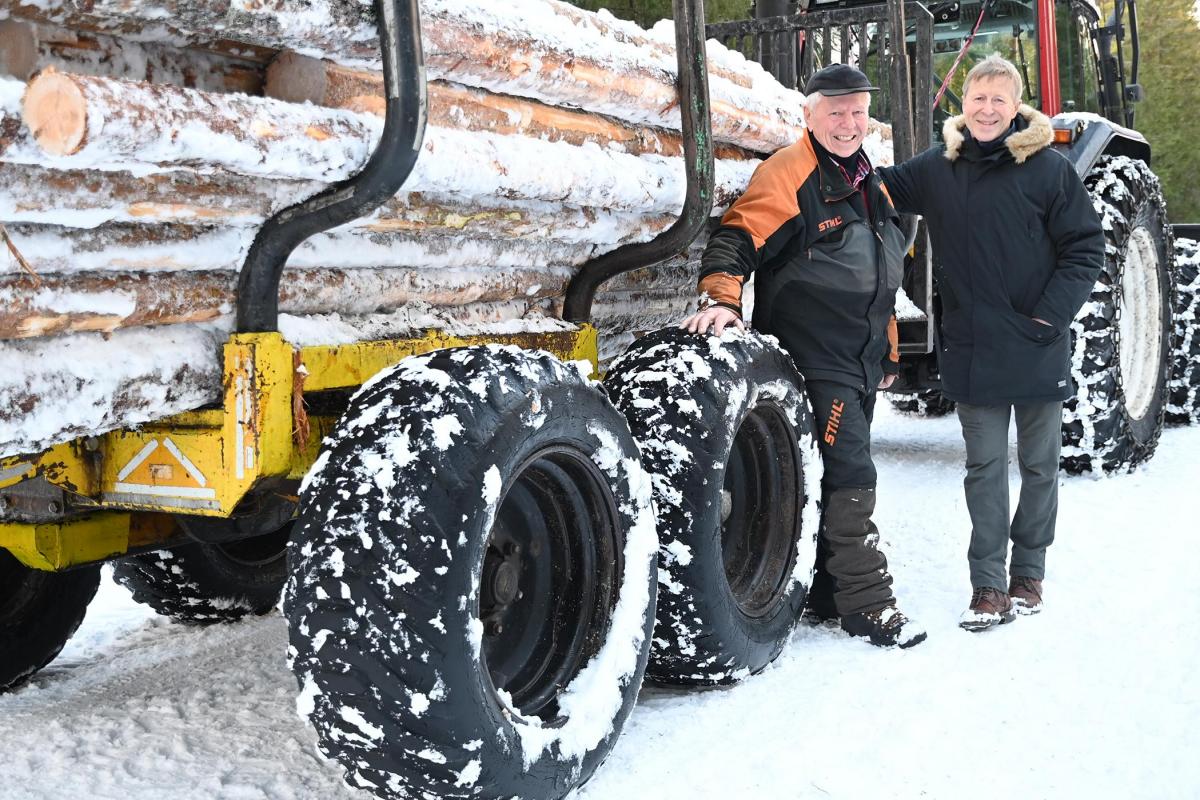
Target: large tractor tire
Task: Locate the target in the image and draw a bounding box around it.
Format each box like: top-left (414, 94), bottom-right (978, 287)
top-left (885, 388), bottom-right (957, 417)
top-left (1063, 156), bottom-right (1174, 474)
top-left (113, 524), bottom-right (291, 624)
top-left (1167, 237), bottom-right (1200, 424)
top-left (604, 328), bottom-right (821, 686)
top-left (0, 549), bottom-right (101, 692)
top-left (285, 345), bottom-right (657, 800)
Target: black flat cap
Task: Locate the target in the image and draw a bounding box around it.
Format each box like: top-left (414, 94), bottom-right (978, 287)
top-left (804, 64), bottom-right (879, 96)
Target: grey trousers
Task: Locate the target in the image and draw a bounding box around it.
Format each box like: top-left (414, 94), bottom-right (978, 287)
top-left (956, 401), bottom-right (1062, 591)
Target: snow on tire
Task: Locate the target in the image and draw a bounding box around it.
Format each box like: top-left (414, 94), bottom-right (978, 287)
top-left (285, 345), bottom-right (657, 800)
top-left (0, 549), bottom-right (100, 691)
top-left (885, 388), bottom-right (956, 417)
top-left (113, 527), bottom-right (290, 624)
top-left (1063, 156), bottom-right (1174, 474)
top-left (604, 327), bottom-right (821, 686)
top-left (1167, 237), bottom-right (1200, 424)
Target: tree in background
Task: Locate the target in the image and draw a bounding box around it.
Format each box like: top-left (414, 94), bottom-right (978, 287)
top-left (1130, 0), bottom-right (1200, 222)
top-left (566, 0), bottom-right (752, 28)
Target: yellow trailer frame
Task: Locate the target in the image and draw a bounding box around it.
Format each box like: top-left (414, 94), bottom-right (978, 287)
top-left (0, 327), bottom-right (598, 572)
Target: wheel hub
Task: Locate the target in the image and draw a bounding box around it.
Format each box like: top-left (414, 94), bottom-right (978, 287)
top-left (721, 402), bottom-right (802, 618)
top-left (1118, 226), bottom-right (1164, 421)
top-left (479, 447), bottom-right (621, 722)
top-left (491, 560), bottom-right (521, 606)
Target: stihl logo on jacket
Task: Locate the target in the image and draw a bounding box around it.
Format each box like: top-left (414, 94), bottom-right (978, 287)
top-left (817, 215), bottom-right (843, 233)
top-left (696, 130), bottom-right (906, 390)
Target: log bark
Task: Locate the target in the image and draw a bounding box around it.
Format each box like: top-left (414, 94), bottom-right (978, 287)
top-left (21, 68), bottom-right (374, 176)
top-left (0, 17), bottom-right (263, 94)
top-left (0, 320), bottom-right (227, 459)
top-left (0, 2), bottom-right (278, 65)
top-left (0, 77), bottom-right (28, 158)
top-left (0, 266), bottom-right (564, 340)
top-left (0, 162), bottom-right (307, 226)
top-left (0, 221), bottom-right (616, 273)
top-left (6, 0), bottom-right (806, 152)
top-left (0, 19), bottom-right (39, 81)
top-left (416, 9), bottom-right (804, 153)
top-left (0, 280), bottom-right (693, 458)
top-left (266, 54), bottom-right (758, 161)
top-left (0, 163), bottom-right (689, 250)
top-left (0, 248), bottom-right (699, 341)
top-left (15, 71), bottom-right (758, 214)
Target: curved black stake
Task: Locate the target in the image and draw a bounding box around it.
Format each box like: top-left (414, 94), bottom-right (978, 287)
top-left (236, 0), bottom-right (427, 333)
top-left (563, 0), bottom-right (714, 323)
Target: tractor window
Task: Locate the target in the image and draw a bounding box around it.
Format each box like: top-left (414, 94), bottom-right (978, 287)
top-left (1057, 0), bottom-right (1103, 114)
top-left (930, 1), bottom-right (1040, 128)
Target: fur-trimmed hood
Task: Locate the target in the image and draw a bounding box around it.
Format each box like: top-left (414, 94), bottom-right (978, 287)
top-left (942, 104), bottom-right (1053, 164)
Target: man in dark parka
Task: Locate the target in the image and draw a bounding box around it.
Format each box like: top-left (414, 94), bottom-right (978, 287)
top-left (880, 55), bottom-right (1103, 629)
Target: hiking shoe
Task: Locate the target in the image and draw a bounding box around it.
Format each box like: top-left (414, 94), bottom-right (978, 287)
top-left (841, 605), bottom-right (927, 648)
top-left (1008, 576), bottom-right (1043, 615)
top-left (959, 587), bottom-right (1016, 631)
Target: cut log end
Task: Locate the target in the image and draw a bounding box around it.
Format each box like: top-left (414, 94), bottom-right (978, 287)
top-left (0, 19), bottom-right (38, 81)
top-left (265, 50), bottom-right (330, 105)
top-left (23, 69), bottom-right (88, 156)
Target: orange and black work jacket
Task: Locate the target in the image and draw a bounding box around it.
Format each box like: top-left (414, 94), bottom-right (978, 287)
top-left (699, 131), bottom-right (906, 392)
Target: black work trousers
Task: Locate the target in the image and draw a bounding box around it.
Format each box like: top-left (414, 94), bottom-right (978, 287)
top-left (806, 380), bottom-right (894, 616)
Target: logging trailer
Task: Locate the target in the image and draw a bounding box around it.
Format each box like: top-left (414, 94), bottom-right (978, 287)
top-left (0, 0), bottom-right (1197, 799)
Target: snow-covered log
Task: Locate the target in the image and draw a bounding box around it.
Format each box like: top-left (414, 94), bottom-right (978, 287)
top-left (0, 320), bottom-right (227, 459)
top-left (0, 162), bottom-right (304, 226)
top-left (16, 71), bottom-right (759, 209)
top-left (0, 17), bottom-right (264, 94)
top-left (0, 222), bottom-right (616, 273)
top-left (0, 163), bottom-right (689, 245)
top-left (0, 77), bottom-right (28, 157)
top-left (0, 265), bottom-right (695, 457)
top-left (266, 56), bottom-right (758, 160)
top-left (22, 69), bottom-right (373, 175)
top-left (0, 2), bottom-right (277, 64)
top-left (0, 260), bottom-right (696, 340)
top-left (4, 0), bottom-right (807, 152)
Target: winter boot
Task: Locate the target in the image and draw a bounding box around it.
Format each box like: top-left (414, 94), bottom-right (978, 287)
top-left (841, 605), bottom-right (927, 649)
top-left (1008, 576), bottom-right (1043, 615)
top-left (959, 587), bottom-right (1016, 631)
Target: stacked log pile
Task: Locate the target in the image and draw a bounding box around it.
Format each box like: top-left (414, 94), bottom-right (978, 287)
top-left (0, 0), bottom-right (889, 457)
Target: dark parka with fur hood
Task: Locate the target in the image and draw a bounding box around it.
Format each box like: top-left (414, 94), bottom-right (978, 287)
top-left (880, 105), bottom-right (1104, 405)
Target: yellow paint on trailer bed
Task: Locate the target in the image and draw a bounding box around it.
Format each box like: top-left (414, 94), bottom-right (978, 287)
top-left (299, 326), bottom-right (598, 391)
top-left (0, 514), bottom-right (130, 571)
top-left (0, 326), bottom-right (600, 567)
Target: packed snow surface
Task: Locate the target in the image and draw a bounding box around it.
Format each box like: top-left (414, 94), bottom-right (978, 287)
top-left (2, 405), bottom-right (1196, 799)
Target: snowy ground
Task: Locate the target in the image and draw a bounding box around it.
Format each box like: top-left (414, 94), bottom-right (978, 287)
top-left (2, 403), bottom-right (1198, 800)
